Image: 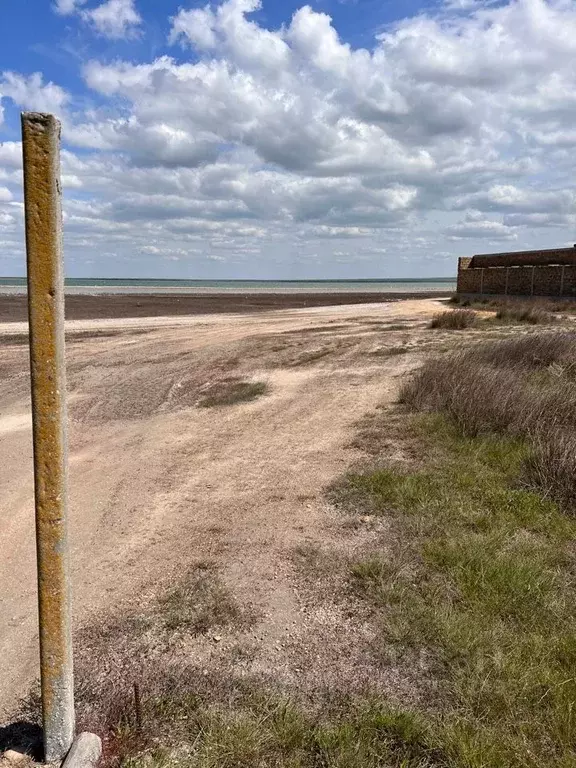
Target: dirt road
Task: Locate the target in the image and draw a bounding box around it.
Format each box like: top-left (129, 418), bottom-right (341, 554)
top-left (0, 298), bottom-right (443, 718)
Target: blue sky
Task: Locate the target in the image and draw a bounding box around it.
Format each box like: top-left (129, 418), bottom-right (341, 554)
top-left (0, 0), bottom-right (575, 279)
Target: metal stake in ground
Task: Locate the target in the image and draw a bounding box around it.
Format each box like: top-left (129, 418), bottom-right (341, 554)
top-left (22, 112), bottom-right (75, 763)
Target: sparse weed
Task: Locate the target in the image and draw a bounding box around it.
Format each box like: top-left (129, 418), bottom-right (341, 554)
top-left (198, 379), bottom-right (268, 407)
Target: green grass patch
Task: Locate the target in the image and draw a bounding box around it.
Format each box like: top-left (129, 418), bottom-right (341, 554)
top-left (101, 693), bottom-right (449, 768)
top-left (336, 415), bottom-right (576, 767)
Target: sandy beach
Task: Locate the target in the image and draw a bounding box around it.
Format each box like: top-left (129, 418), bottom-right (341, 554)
top-left (0, 296), bottom-right (446, 719)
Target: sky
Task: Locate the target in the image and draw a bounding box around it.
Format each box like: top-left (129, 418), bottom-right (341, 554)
top-left (0, 0), bottom-right (575, 279)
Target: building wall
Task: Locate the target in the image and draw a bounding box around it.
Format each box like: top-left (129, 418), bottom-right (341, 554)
top-left (457, 260), bottom-right (576, 298)
top-left (469, 247), bottom-right (576, 269)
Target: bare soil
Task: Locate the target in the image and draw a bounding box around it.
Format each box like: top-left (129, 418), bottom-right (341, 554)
top-left (0, 298), bottom-right (445, 720)
top-left (0, 292), bottom-right (450, 322)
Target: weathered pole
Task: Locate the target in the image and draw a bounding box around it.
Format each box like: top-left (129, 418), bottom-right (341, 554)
top-left (21, 112), bottom-right (75, 763)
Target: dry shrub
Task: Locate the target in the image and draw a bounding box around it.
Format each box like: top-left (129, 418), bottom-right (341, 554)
top-left (400, 357), bottom-right (526, 434)
top-left (400, 331), bottom-right (576, 509)
top-left (524, 429), bottom-right (576, 510)
top-left (429, 309), bottom-right (476, 330)
top-left (495, 304), bottom-right (557, 325)
top-left (401, 332), bottom-right (576, 434)
top-left (450, 331), bottom-right (576, 370)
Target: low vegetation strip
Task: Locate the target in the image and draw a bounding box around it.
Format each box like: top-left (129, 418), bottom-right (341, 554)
top-left (450, 294), bottom-right (576, 311)
top-left (432, 301), bottom-right (564, 330)
top-left (450, 294), bottom-right (573, 323)
top-left (333, 414), bottom-right (576, 767)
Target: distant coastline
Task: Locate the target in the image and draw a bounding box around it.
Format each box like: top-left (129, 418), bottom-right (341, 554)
top-left (0, 277), bottom-right (456, 296)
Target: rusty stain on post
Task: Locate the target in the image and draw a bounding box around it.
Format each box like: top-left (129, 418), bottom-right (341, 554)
top-left (22, 112), bottom-right (75, 763)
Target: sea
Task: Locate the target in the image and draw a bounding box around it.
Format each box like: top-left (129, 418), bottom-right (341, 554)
top-left (0, 277), bottom-right (456, 295)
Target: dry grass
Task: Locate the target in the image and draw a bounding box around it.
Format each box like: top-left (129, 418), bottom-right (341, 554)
top-left (280, 324), bottom-right (350, 335)
top-left (428, 309), bottom-right (476, 330)
top-left (524, 428), bottom-right (576, 510)
top-left (197, 378), bottom-right (268, 408)
top-left (11, 563), bottom-right (259, 765)
top-left (400, 331), bottom-right (576, 510)
top-left (70, 565), bottom-right (256, 763)
top-left (494, 304), bottom-right (557, 325)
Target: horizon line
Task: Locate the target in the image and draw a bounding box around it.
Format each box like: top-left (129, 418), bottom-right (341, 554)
top-left (0, 275), bottom-right (457, 282)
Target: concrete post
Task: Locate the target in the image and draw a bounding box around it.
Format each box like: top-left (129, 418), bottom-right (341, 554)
top-left (21, 112), bottom-right (75, 763)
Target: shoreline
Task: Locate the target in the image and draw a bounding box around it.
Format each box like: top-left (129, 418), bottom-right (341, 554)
top-left (0, 291), bottom-right (451, 322)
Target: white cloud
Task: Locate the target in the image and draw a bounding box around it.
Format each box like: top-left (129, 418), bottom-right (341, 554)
top-left (503, 212), bottom-right (575, 228)
top-left (82, 0), bottom-right (141, 39)
top-left (0, 142), bottom-right (22, 169)
top-left (442, 0), bottom-right (497, 10)
top-left (5, 0), bottom-right (576, 276)
top-left (52, 0), bottom-right (141, 39)
top-left (53, 0), bottom-right (86, 15)
top-left (0, 72), bottom-right (69, 114)
top-left (445, 210), bottom-right (518, 240)
top-left (452, 185), bottom-right (576, 214)
top-left (309, 226), bottom-right (373, 238)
